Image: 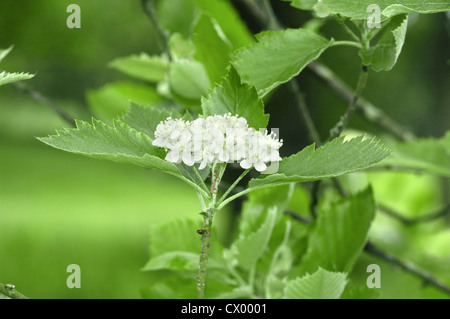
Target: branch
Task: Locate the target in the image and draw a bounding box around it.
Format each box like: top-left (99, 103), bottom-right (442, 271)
top-left (378, 203), bottom-right (450, 225)
top-left (285, 211), bottom-right (450, 295)
top-left (329, 64), bottom-right (368, 140)
top-left (12, 81), bottom-right (76, 127)
top-left (0, 283), bottom-right (28, 299)
top-left (141, 0), bottom-right (171, 59)
top-left (365, 242), bottom-right (450, 295)
top-left (308, 62), bottom-right (415, 141)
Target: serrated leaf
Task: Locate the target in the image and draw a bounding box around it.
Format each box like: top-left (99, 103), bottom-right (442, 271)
top-left (378, 131), bottom-right (450, 177)
top-left (86, 82), bottom-right (165, 120)
top-left (38, 119), bottom-right (207, 194)
top-left (120, 103), bottom-right (177, 140)
top-left (109, 53), bottom-right (169, 83)
top-left (284, 267), bottom-right (348, 299)
top-left (169, 59), bottom-right (210, 100)
top-left (231, 207), bottom-right (277, 271)
top-left (201, 67), bottom-right (269, 129)
top-left (319, 0), bottom-right (450, 21)
top-left (233, 28), bottom-right (332, 95)
top-left (249, 136), bottom-right (391, 190)
top-left (0, 71), bottom-right (34, 87)
top-left (360, 14), bottom-right (408, 71)
top-left (292, 187), bottom-right (375, 276)
top-left (193, 15), bottom-right (232, 86)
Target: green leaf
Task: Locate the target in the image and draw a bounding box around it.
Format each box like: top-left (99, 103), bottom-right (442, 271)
top-left (195, 0), bottom-right (253, 49)
top-left (169, 33), bottom-right (196, 60)
top-left (318, 0), bottom-right (450, 20)
top-left (0, 46), bottom-right (13, 64)
top-left (360, 14), bottom-right (408, 71)
top-left (109, 53), bottom-right (169, 83)
top-left (230, 207), bottom-right (277, 271)
top-left (284, 267), bottom-right (348, 299)
top-left (37, 119), bottom-right (208, 194)
top-left (0, 71), bottom-right (34, 87)
top-left (86, 82), bottom-right (165, 120)
top-left (201, 67), bottom-right (269, 129)
top-left (249, 136), bottom-right (391, 190)
top-left (193, 15), bottom-right (232, 86)
top-left (233, 28), bottom-right (332, 95)
top-left (289, 0), bottom-right (318, 10)
top-left (292, 187), bottom-right (375, 276)
top-left (120, 103), bottom-right (176, 140)
top-left (212, 286), bottom-right (254, 299)
top-left (140, 271), bottom-right (197, 299)
top-left (378, 131), bottom-right (450, 177)
top-left (169, 59), bottom-right (210, 100)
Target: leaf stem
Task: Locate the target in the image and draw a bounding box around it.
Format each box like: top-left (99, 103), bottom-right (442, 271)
top-left (216, 188), bottom-right (252, 211)
top-left (329, 64), bottom-right (368, 140)
top-left (330, 40), bottom-right (362, 49)
top-left (334, 15), bottom-right (361, 42)
top-left (217, 168), bottom-right (251, 208)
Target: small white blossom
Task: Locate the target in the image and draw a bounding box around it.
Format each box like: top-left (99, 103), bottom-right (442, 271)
top-left (152, 113), bottom-right (283, 172)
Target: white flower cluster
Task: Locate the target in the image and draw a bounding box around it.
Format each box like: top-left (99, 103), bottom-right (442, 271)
top-left (153, 114), bottom-right (283, 172)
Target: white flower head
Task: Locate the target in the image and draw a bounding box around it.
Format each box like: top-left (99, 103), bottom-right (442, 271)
top-left (152, 114), bottom-right (283, 172)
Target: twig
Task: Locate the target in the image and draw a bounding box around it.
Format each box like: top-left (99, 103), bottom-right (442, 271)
top-left (0, 283), bottom-right (28, 299)
top-left (12, 81), bottom-right (76, 127)
top-left (141, 0), bottom-right (171, 58)
top-left (285, 211), bottom-right (450, 295)
top-left (378, 203), bottom-right (450, 225)
top-left (365, 242), bottom-right (450, 295)
top-left (289, 80), bottom-right (322, 145)
top-left (308, 62), bottom-right (415, 141)
top-left (329, 64), bottom-right (368, 140)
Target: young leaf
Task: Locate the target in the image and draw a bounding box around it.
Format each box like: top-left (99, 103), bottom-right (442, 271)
top-left (318, 0), bottom-right (450, 21)
top-left (168, 59), bottom-right (210, 100)
top-left (120, 103), bottom-right (177, 140)
top-left (249, 136), bottom-right (391, 190)
top-left (359, 14), bottom-right (408, 71)
top-left (233, 28), bottom-right (332, 95)
top-left (193, 15), bottom-right (232, 86)
top-left (292, 187), bottom-right (375, 276)
top-left (86, 82), bottom-right (165, 120)
top-left (201, 67), bottom-right (269, 129)
top-left (0, 71), bottom-right (34, 87)
top-left (109, 53), bottom-right (169, 83)
top-left (378, 131), bottom-right (450, 177)
top-left (231, 207), bottom-right (277, 271)
top-left (284, 267), bottom-right (348, 299)
top-left (0, 46), bottom-right (13, 64)
top-left (288, 0), bottom-right (317, 10)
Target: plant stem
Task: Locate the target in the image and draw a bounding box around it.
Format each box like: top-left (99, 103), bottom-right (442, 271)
top-left (217, 168), bottom-right (251, 207)
top-left (329, 64), bottom-right (368, 140)
top-left (141, 0), bottom-right (170, 59)
top-left (0, 283), bottom-right (28, 299)
top-left (197, 209), bottom-right (214, 299)
top-left (11, 81), bottom-right (76, 127)
top-left (308, 62), bottom-right (415, 141)
top-left (334, 15), bottom-right (360, 42)
top-left (330, 40), bottom-right (362, 49)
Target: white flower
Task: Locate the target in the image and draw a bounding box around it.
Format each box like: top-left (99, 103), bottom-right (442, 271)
top-left (152, 113), bottom-right (283, 172)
